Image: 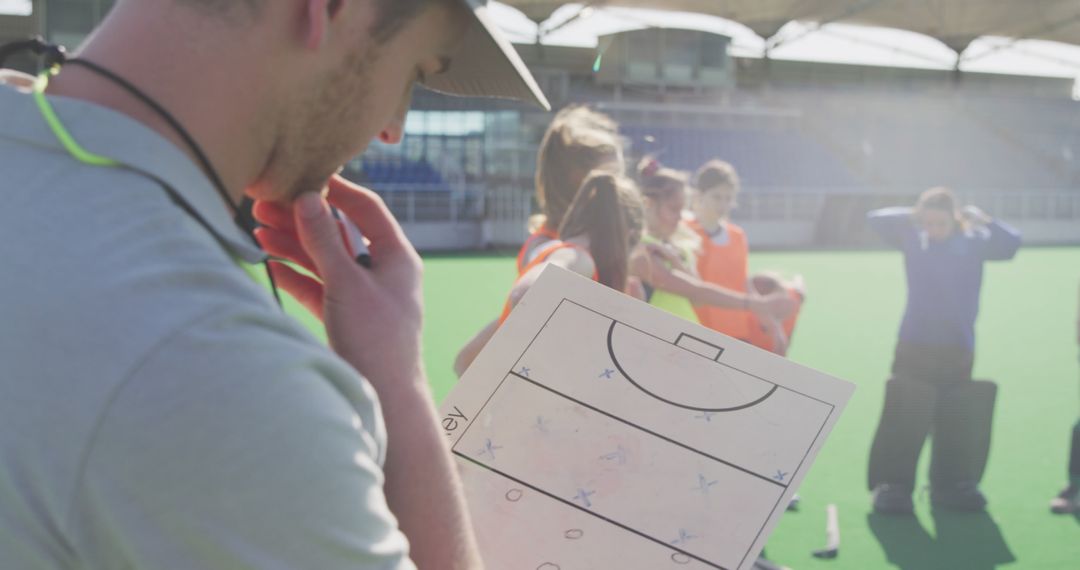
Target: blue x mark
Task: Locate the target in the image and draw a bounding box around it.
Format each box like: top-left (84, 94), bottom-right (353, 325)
top-left (670, 528), bottom-right (697, 546)
top-left (694, 474), bottom-right (718, 494)
top-left (478, 439), bottom-right (503, 460)
top-left (573, 488), bottom-right (596, 508)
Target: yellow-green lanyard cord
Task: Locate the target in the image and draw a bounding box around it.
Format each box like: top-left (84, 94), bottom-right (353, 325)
top-left (33, 69), bottom-right (118, 167)
top-left (32, 68), bottom-right (267, 287)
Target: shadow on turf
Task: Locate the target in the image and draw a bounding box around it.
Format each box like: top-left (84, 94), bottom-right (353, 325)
top-left (868, 511), bottom-right (1015, 569)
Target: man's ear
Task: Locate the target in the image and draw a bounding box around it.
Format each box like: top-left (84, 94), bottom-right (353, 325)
top-left (302, 0), bottom-right (345, 50)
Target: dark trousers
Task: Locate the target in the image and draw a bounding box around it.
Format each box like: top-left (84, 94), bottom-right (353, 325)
top-left (868, 343), bottom-right (995, 489)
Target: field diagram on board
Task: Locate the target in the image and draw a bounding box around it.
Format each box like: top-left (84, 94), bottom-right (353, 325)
top-left (441, 267), bottom-right (853, 570)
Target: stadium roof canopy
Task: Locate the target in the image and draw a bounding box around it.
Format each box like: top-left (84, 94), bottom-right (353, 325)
top-left (501, 0), bottom-right (1080, 54)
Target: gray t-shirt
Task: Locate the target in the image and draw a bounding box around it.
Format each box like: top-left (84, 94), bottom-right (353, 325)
top-left (0, 80), bottom-right (414, 569)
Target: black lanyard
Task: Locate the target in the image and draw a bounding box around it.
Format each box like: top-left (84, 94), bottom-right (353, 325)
top-left (2, 37), bottom-right (282, 305)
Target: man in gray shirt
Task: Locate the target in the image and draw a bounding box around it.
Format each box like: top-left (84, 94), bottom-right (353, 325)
top-left (0, 0), bottom-right (548, 568)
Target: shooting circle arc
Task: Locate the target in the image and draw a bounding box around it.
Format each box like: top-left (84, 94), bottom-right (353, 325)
top-left (606, 321), bottom-right (777, 412)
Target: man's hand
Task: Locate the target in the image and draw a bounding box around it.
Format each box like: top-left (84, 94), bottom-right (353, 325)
top-left (256, 177), bottom-right (484, 569)
top-left (253, 175), bottom-right (424, 387)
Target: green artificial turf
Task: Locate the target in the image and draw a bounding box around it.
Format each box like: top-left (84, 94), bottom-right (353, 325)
top-left (284, 247), bottom-right (1080, 569)
top-left (739, 248), bottom-right (1080, 570)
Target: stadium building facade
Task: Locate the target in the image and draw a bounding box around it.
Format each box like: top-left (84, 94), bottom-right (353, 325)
top-left (5, 0), bottom-right (1079, 249)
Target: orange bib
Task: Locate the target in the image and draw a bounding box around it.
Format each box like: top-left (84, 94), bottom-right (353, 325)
top-left (690, 219), bottom-right (751, 340)
top-left (501, 242), bottom-right (598, 324)
top-left (515, 225), bottom-right (559, 275)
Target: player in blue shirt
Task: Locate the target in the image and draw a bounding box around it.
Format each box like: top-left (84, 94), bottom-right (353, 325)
top-left (866, 187), bottom-right (1021, 514)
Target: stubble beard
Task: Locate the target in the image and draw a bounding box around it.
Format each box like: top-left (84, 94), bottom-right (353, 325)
top-left (280, 46), bottom-right (376, 201)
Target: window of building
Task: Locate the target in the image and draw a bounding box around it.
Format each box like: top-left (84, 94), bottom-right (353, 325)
top-left (0, 0), bottom-right (32, 16)
top-left (46, 0), bottom-right (115, 47)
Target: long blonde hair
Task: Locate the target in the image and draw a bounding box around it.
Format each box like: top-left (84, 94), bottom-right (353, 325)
top-left (532, 106), bottom-right (624, 232)
top-left (558, 172), bottom-right (643, 292)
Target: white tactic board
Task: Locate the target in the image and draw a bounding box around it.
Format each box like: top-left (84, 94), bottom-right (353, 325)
top-left (441, 266), bottom-right (854, 570)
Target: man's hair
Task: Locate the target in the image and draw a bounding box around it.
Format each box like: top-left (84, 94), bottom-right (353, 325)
top-left (915, 186), bottom-right (965, 229)
top-left (916, 186), bottom-right (958, 215)
top-left (174, 0), bottom-right (452, 41)
top-left (173, 0), bottom-right (263, 21)
top-left (373, 0), bottom-right (455, 42)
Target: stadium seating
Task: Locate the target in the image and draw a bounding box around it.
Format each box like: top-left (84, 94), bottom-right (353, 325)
top-left (798, 90), bottom-right (1076, 191)
top-left (622, 124), bottom-right (862, 189)
top-left (618, 90), bottom-right (1078, 194)
top-left (355, 158), bottom-right (451, 191)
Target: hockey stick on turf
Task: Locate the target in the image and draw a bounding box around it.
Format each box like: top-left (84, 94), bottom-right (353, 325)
top-left (812, 504), bottom-right (840, 559)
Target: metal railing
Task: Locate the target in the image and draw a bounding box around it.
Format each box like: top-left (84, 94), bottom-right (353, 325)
top-left (370, 185), bottom-right (1080, 233)
top-left (371, 184), bottom-right (487, 224)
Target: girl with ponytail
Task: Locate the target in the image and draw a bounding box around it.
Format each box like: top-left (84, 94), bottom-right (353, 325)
top-left (518, 106), bottom-right (625, 273)
top-left (554, 172), bottom-right (642, 293)
top-left (454, 172), bottom-right (643, 376)
top-left (630, 156), bottom-right (796, 326)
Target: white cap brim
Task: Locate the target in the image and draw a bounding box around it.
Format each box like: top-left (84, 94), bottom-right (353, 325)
top-left (421, 0), bottom-right (551, 111)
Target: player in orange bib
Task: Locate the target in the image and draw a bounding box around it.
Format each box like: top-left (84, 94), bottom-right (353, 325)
top-left (456, 173), bottom-right (643, 376)
top-left (688, 160), bottom-right (804, 355)
top-left (517, 106), bottom-right (625, 274)
top-left (629, 157), bottom-right (795, 328)
top-left (456, 108), bottom-right (631, 377)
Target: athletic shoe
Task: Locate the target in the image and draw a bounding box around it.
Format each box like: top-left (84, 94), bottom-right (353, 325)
top-left (872, 483), bottom-right (914, 515)
top-left (930, 481), bottom-right (987, 512)
top-left (1049, 484), bottom-right (1079, 514)
top-left (753, 555), bottom-right (791, 570)
top-left (786, 493), bottom-right (800, 512)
